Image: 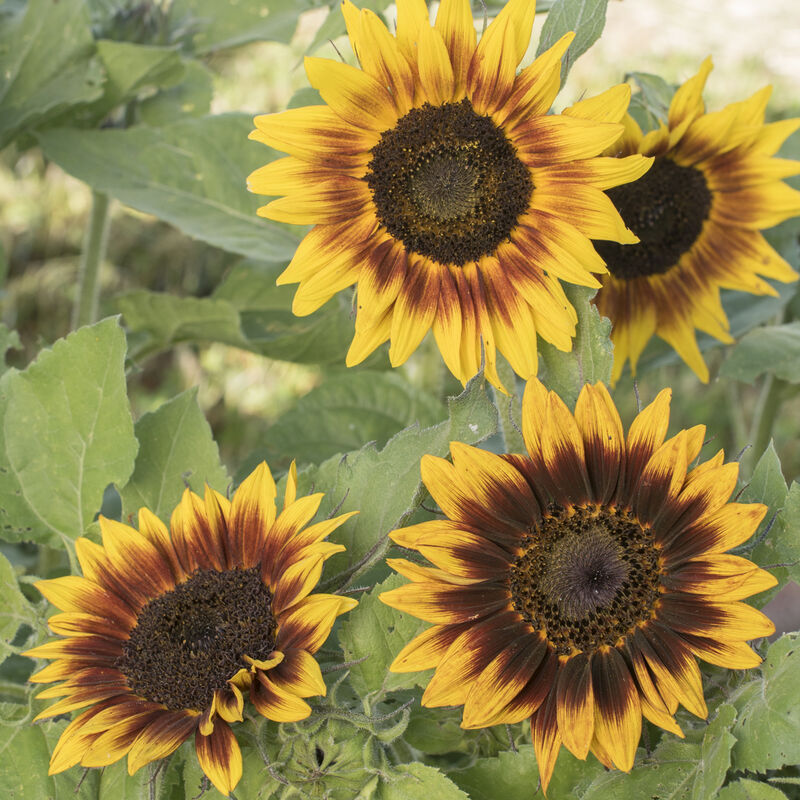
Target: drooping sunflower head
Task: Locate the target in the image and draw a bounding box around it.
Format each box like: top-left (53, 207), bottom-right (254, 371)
top-left (594, 57), bottom-right (800, 383)
top-left (24, 463), bottom-right (357, 797)
top-left (248, 0), bottom-right (652, 390)
top-left (381, 379), bottom-right (775, 791)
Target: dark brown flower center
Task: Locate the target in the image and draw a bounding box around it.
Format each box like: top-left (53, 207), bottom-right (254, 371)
top-left (509, 506), bottom-right (660, 655)
top-left (595, 156), bottom-right (713, 280)
top-left (366, 99), bottom-right (532, 266)
top-left (118, 567), bottom-right (277, 711)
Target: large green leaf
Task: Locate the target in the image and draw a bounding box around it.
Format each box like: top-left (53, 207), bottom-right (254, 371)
top-left (119, 264), bottom-right (357, 366)
top-left (173, 0), bottom-right (317, 53)
top-left (86, 40), bottom-right (185, 122)
top-left (536, 0), bottom-right (609, 83)
top-left (449, 745), bottom-right (606, 800)
top-left (739, 444), bottom-right (800, 606)
top-left (257, 371), bottom-right (443, 470)
top-left (582, 704), bottom-right (736, 800)
top-left (627, 71), bottom-right (675, 131)
top-left (0, 318), bottom-right (137, 547)
top-left (720, 322), bottom-right (800, 384)
top-left (730, 634), bottom-right (800, 773)
top-left (0, 724), bottom-right (59, 798)
top-left (718, 780), bottom-right (788, 800)
top-left (213, 261), bottom-right (359, 364)
top-left (448, 746), bottom-right (540, 800)
top-left (36, 114), bottom-right (299, 264)
top-left (120, 291), bottom-right (244, 356)
top-left (539, 285), bottom-right (612, 409)
top-left (378, 763), bottom-right (469, 800)
top-left (0, 551), bottom-right (37, 667)
top-left (297, 374), bottom-right (498, 577)
top-left (119, 388), bottom-right (228, 522)
top-left (0, 0), bottom-right (103, 149)
top-left (339, 573), bottom-right (431, 696)
top-left (139, 59), bottom-right (214, 125)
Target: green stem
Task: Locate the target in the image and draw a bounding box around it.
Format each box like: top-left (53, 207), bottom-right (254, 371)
top-left (71, 191), bottom-right (111, 330)
top-left (750, 374), bottom-right (785, 469)
top-left (725, 381), bottom-right (748, 453)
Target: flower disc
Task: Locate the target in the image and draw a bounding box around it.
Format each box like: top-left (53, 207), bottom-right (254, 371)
top-left (595, 57), bottom-right (800, 383)
top-left (248, 0), bottom-right (652, 390)
top-left (381, 379), bottom-right (776, 791)
top-left (25, 462), bottom-right (358, 797)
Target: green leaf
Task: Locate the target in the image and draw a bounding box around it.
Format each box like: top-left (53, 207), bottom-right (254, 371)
top-left (718, 780), bottom-right (789, 800)
top-left (539, 285), bottom-right (612, 409)
top-left (536, 0), bottom-right (608, 83)
top-left (730, 633), bottom-right (800, 773)
top-left (0, 551), bottom-right (36, 666)
top-left (259, 371), bottom-right (444, 469)
top-left (119, 264), bottom-right (358, 366)
top-left (696, 704), bottom-right (738, 800)
top-left (448, 746), bottom-right (540, 800)
top-left (0, 0), bottom-right (104, 149)
top-left (97, 760), bottom-right (150, 798)
top-left (298, 374), bottom-right (498, 576)
top-left (213, 261), bottom-right (359, 364)
top-left (0, 318), bottom-right (137, 546)
top-left (740, 444), bottom-right (800, 606)
top-left (339, 573), bottom-right (431, 696)
top-left (0, 325), bottom-right (21, 378)
top-left (378, 763), bottom-right (469, 800)
top-left (139, 59), bottom-right (214, 125)
top-left (627, 71), bottom-right (675, 131)
top-left (119, 389), bottom-right (228, 522)
top-left (120, 291), bottom-right (244, 356)
top-left (721, 322), bottom-right (800, 384)
top-left (583, 705), bottom-right (736, 800)
top-left (36, 114), bottom-right (299, 264)
top-left (404, 707), bottom-right (474, 756)
top-left (84, 40), bottom-right (185, 123)
top-left (0, 724), bottom-right (59, 798)
top-left (35, 719), bottom-right (101, 799)
top-left (173, 0), bottom-right (317, 53)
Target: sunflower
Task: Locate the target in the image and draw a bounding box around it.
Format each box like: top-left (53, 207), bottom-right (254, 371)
top-left (24, 463), bottom-right (357, 797)
top-left (380, 379), bottom-right (775, 791)
top-left (247, 0), bottom-right (651, 390)
top-left (594, 57), bottom-right (800, 383)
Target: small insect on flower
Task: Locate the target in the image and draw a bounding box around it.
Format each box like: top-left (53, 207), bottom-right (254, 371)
top-left (381, 379), bottom-right (775, 792)
top-left (25, 462), bottom-right (357, 797)
top-left (248, 0), bottom-right (652, 390)
top-left (594, 57), bottom-right (800, 383)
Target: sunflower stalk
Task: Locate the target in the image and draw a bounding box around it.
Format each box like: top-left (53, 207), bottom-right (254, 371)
top-left (749, 374), bottom-right (787, 469)
top-left (71, 190), bottom-right (111, 331)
